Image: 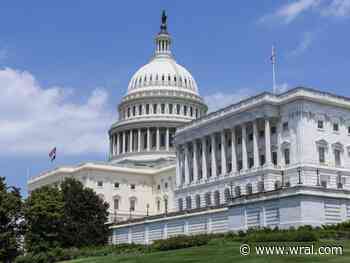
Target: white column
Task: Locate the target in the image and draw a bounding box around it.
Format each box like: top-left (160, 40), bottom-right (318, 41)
top-left (116, 133), bottom-right (120, 155)
top-left (122, 131), bottom-right (126, 154)
top-left (147, 128), bottom-right (150, 151)
top-left (211, 134), bottom-right (217, 177)
top-left (221, 131), bottom-right (227, 175)
top-left (193, 140), bottom-right (198, 182)
top-left (129, 130), bottom-right (133, 152)
top-left (166, 128), bottom-right (169, 151)
top-left (176, 146), bottom-right (182, 186)
top-left (242, 124), bottom-right (248, 170)
top-left (202, 137), bottom-right (208, 181)
top-left (265, 118), bottom-right (272, 165)
top-left (184, 144), bottom-right (190, 185)
top-left (231, 128), bottom-right (237, 173)
top-left (138, 129), bottom-right (141, 152)
top-left (156, 128), bottom-right (160, 151)
top-left (253, 120), bottom-right (259, 168)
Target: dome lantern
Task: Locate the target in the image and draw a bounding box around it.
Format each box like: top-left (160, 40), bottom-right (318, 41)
top-left (155, 10), bottom-right (172, 57)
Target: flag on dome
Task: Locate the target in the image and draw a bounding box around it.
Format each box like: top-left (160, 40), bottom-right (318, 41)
top-left (49, 147), bottom-right (56, 162)
top-left (271, 45), bottom-right (276, 65)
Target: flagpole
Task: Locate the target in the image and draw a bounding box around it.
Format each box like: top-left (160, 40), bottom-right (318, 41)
top-left (272, 45), bottom-right (276, 94)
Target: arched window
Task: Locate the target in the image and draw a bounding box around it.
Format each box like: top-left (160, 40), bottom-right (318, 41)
top-left (224, 188), bottom-right (231, 203)
top-left (113, 196), bottom-right (120, 210)
top-left (129, 197), bottom-right (137, 212)
top-left (162, 75), bottom-right (165, 81)
top-left (246, 183), bottom-right (253, 195)
top-left (178, 198), bottom-right (183, 211)
top-left (214, 190), bottom-right (220, 206)
top-left (132, 106), bottom-right (136, 116)
top-left (205, 192), bottom-right (211, 207)
top-left (195, 194), bottom-right (201, 209)
top-left (186, 196), bottom-right (192, 210)
top-left (235, 186), bottom-right (241, 197)
top-left (138, 105), bottom-right (142, 115)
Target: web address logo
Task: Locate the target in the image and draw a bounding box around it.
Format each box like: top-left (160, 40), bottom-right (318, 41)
top-left (240, 243), bottom-right (343, 256)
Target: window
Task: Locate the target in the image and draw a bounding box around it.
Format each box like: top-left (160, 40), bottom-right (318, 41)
top-left (114, 182), bottom-right (120, 189)
top-left (260, 155), bottom-right (265, 166)
top-left (176, 104), bottom-right (180, 114)
top-left (169, 104), bottom-right (173, 114)
top-left (224, 188), bottom-right (231, 203)
top-left (238, 160), bottom-right (243, 171)
top-left (127, 107), bottom-right (130, 117)
top-left (283, 122), bottom-right (289, 132)
top-left (184, 105), bottom-right (187, 116)
top-left (271, 126), bottom-right (277, 134)
top-left (257, 181), bottom-right (264, 192)
top-left (319, 147), bottom-right (325, 164)
top-left (164, 182), bottom-right (168, 189)
top-left (246, 183), bottom-right (253, 195)
top-left (195, 108), bottom-right (198, 118)
top-left (318, 120), bottom-right (324, 129)
top-left (335, 149), bottom-right (341, 166)
top-left (214, 191), bottom-right (220, 206)
top-left (259, 130), bottom-right (265, 138)
top-left (186, 196), bottom-right (192, 210)
top-left (178, 198), bottom-right (183, 211)
top-left (205, 192), bottom-right (211, 207)
top-left (157, 184), bottom-right (161, 190)
top-left (284, 148), bottom-right (290, 165)
top-left (333, 123), bottom-right (339, 132)
top-left (195, 195), bottom-right (201, 208)
top-left (237, 136), bottom-right (242, 145)
top-left (146, 104), bottom-right (150, 114)
top-left (190, 106), bottom-right (193, 117)
top-left (348, 126), bottom-right (350, 135)
top-left (132, 106), bottom-right (136, 116)
top-left (161, 104), bottom-right (165, 114)
top-left (248, 133), bottom-right (253, 141)
top-left (114, 198), bottom-right (119, 210)
top-left (153, 104), bottom-right (157, 114)
top-left (156, 200), bottom-right (161, 211)
top-left (138, 105), bottom-right (142, 115)
top-left (248, 157), bottom-right (254, 168)
top-left (234, 186), bottom-right (241, 197)
top-left (130, 199), bottom-right (136, 211)
top-left (97, 181), bottom-right (103, 187)
top-left (272, 152), bottom-right (278, 165)
top-left (130, 184), bottom-right (136, 190)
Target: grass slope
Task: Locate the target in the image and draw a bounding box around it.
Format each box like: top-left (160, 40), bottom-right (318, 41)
top-left (62, 240), bottom-right (350, 263)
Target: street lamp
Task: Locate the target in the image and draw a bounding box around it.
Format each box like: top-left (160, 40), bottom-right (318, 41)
top-left (316, 168), bottom-right (320, 186)
top-left (146, 203), bottom-right (150, 217)
top-left (297, 167), bottom-right (302, 185)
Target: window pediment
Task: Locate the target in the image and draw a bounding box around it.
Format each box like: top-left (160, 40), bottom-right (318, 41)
top-left (316, 139), bottom-right (328, 148)
top-left (332, 142), bottom-right (344, 151)
top-left (281, 141), bottom-right (291, 149)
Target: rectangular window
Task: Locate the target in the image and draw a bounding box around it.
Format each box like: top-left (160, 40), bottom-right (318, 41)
top-left (114, 182), bottom-right (119, 188)
top-left (146, 104), bottom-right (150, 114)
top-left (272, 152), bottom-right (277, 165)
top-left (184, 105), bottom-right (187, 116)
top-left (271, 126), bottom-right (277, 134)
top-left (259, 130), bottom-right (265, 138)
top-left (161, 104), bottom-right (165, 114)
top-left (333, 123), bottom-right (339, 132)
top-left (114, 199), bottom-right (119, 210)
top-left (169, 104), bottom-right (173, 114)
top-left (248, 133), bottom-right (253, 141)
top-left (97, 181), bottom-right (103, 187)
top-left (260, 154), bottom-right (265, 166)
top-left (248, 157), bottom-right (254, 168)
top-left (317, 120), bottom-right (324, 129)
top-left (176, 104), bottom-right (180, 114)
top-left (335, 149), bottom-right (341, 166)
top-left (284, 148), bottom-right (290, 165)
top-left (237, 136), bottom-right (242, 145)
top-left (283, 122), bottom-right (289, 132)
top-left (130, 199), bottom-right (136, 211)
top-left (319, 147), bottom-right (325, 163)
top-left (153, 104), bottom-right (157, 114)
top-left (348, 126), bottom-right (350, 135)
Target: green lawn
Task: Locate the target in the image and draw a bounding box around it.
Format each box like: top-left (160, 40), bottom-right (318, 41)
top-left (61, 240), bottom-right (350, 263)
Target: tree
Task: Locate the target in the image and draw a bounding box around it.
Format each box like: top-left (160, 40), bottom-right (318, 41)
top-left (60, 178), bottom-right (109, 247)
top-left (0, 177), bottom-right (24, 263)
top-left (24, 185), bottom-right (64, 253)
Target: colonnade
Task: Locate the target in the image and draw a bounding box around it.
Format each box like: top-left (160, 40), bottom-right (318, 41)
top-left (110, 127), bottom-right (176, 157)
top-left (176, 118), bottom-right (277, 186)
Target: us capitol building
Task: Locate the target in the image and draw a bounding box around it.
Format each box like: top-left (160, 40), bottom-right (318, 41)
top-left (28, 12), bottom-right (350, 244)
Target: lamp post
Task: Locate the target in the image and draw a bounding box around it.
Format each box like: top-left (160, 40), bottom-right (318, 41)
top-left (337, 171), bottom-right (342, 189)
top-left (146, 203), bottom-right (149, 217)
top-left (297, 167), bottom-right (302, 185)
top-left (281, 170), bottom-right (284, 188)
top-left (163, 196), bottom-right (168, 216)
top-left (316, 168), bottom-right (320, 186)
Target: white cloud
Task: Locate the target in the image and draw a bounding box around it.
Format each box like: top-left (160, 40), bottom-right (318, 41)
top-left (289, 32), bottom-right (314, 57)
top-left (322, 0), bottom-right (350, 17)
top-left (260, 0), bottom-right (350, 24)
top-left (0, 68), bottom-right (115, 156)
top-left (204, 89), bottom-right (255, 112)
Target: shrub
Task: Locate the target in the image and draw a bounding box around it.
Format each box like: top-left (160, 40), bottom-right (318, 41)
top-left (152, 234), bottom-right (211, 251)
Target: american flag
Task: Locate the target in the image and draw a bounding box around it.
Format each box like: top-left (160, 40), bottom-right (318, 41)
top-left (271, 45), bottom-right (276, 65)
top-left (49, 147), bottom-right (56, 162)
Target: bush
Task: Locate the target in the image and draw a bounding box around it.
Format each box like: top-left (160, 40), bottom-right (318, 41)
top-left (152, 234), bottom-right (211, 251)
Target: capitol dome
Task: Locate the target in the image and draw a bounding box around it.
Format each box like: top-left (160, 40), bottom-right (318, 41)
top-left (109, 11), bottom-right (207, 161)
top-left (127, 56), bottom-right (199, 95)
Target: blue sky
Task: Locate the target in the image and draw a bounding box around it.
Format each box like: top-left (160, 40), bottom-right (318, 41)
top-left (1, 0), bottom-right (350, 195)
